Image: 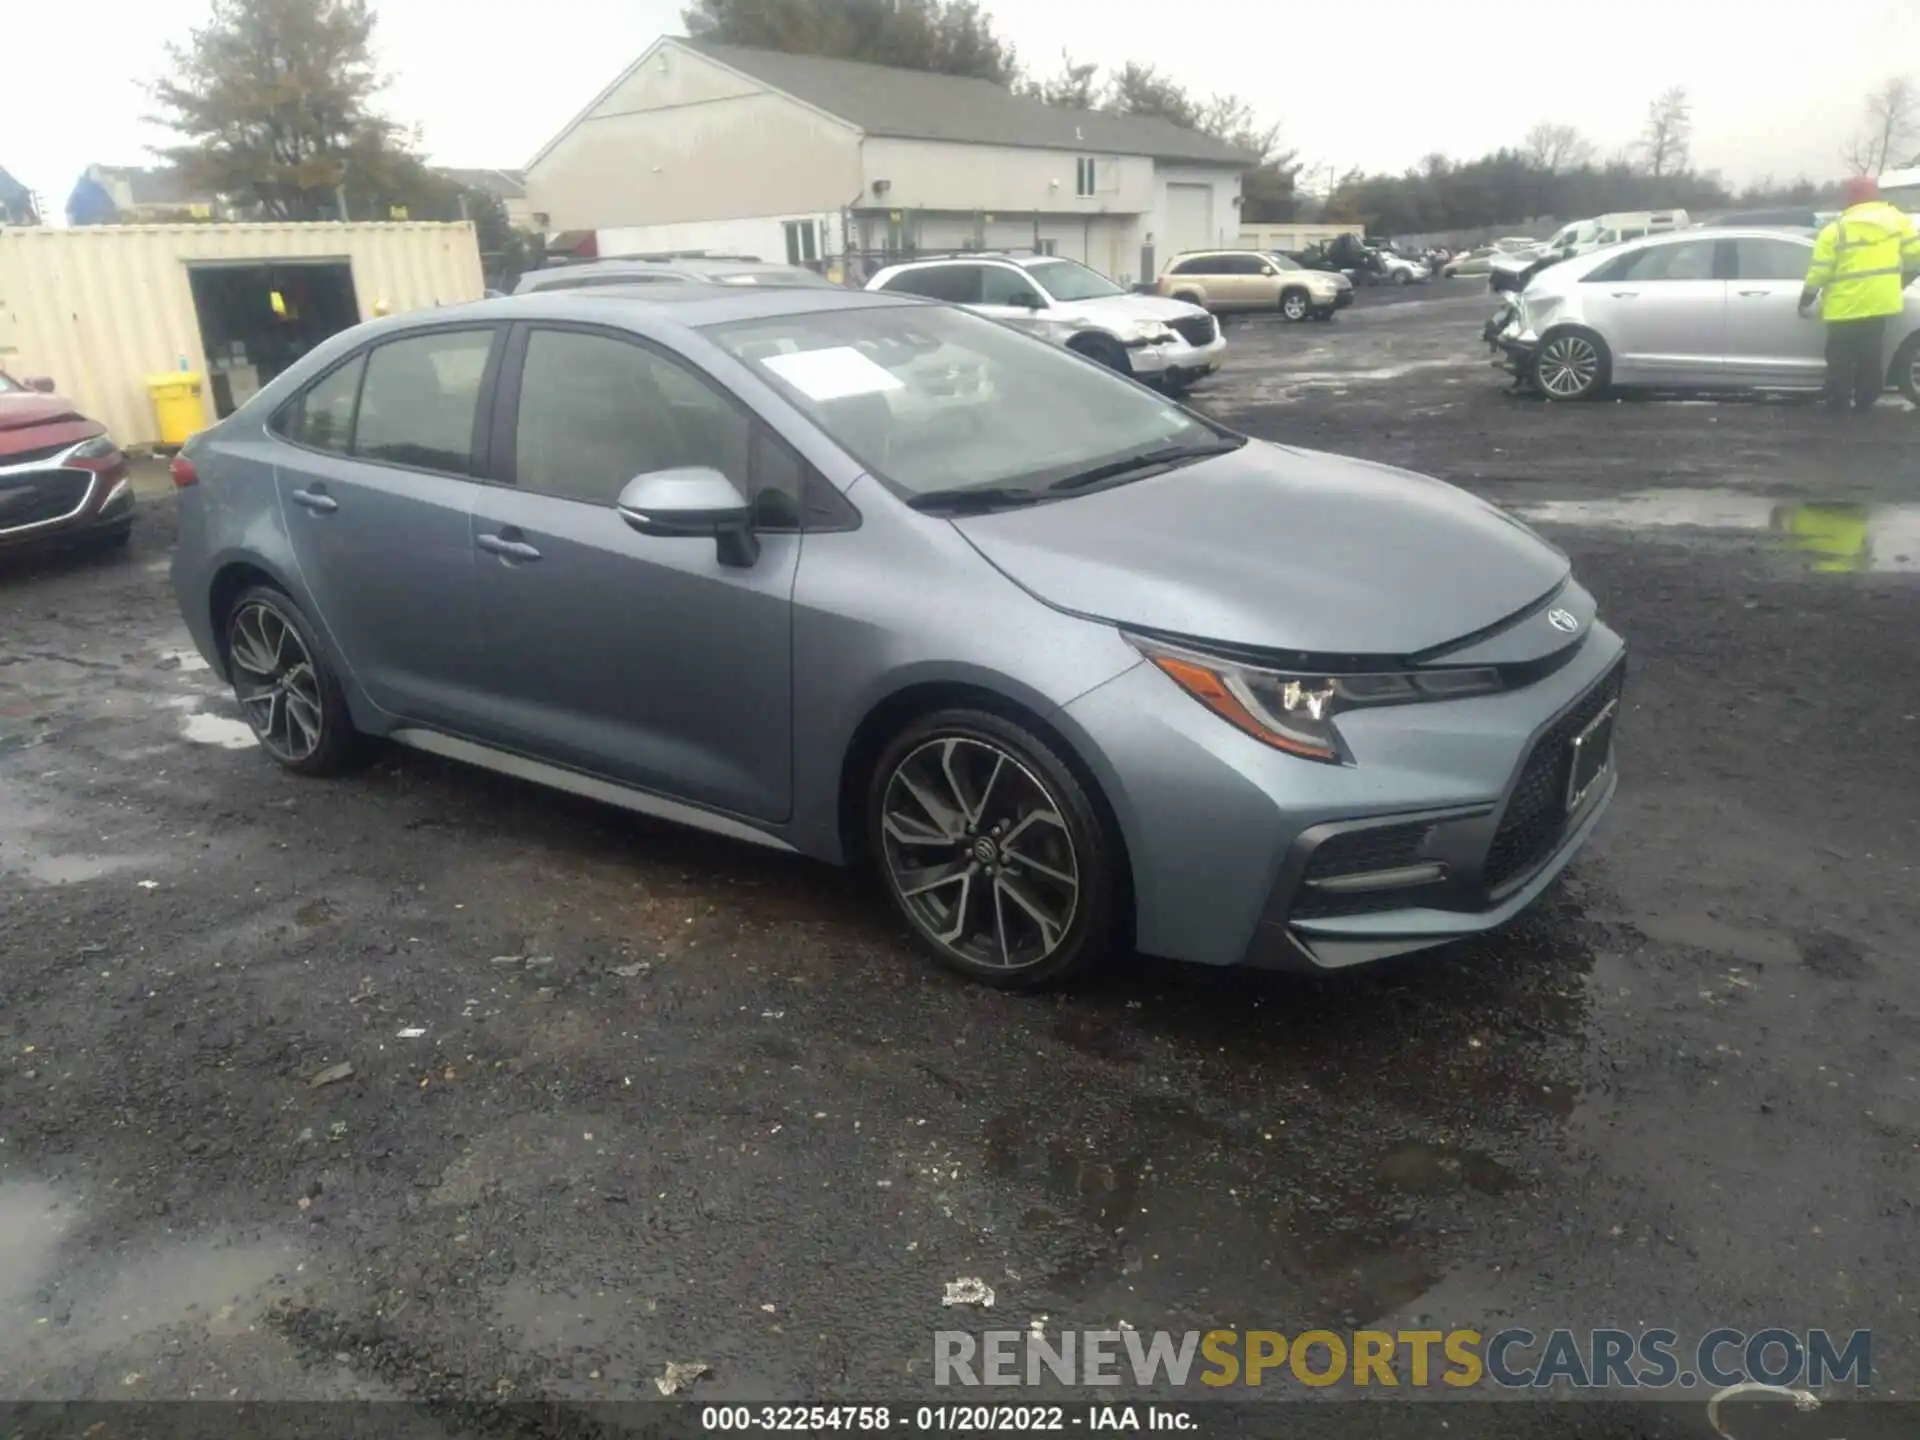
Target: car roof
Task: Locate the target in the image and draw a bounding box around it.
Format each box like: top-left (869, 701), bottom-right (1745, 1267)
top-left (516, 257), bottom-right (824, 292)
top-left (874, 253), bottom-right (1057, 271)
top-left (401, 284), bottom-right (917, 330)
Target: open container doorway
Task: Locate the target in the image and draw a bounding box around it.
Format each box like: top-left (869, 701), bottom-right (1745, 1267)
top-left (188, 260), bottom-right (360, 417)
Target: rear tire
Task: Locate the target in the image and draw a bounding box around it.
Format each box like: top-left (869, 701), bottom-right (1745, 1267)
top-left (867, 708), bottom-right (1123, 991)
top-left (1532, 327), bottom-right (1611, 401)
top-left (1891, 332), bottom-right (1920, 406)
top-left (222, 584), bottom-right (365, 777)
top-left (1279, 288), bottom-right (1311, 322)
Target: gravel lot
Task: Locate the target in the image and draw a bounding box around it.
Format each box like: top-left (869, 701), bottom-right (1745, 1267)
top-left (3, 284), bottom-right (1918, 1435)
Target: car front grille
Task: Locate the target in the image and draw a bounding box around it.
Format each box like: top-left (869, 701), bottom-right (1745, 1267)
top-left (0, 469), bottom-right (95, 534)
top-left (1170, 314), bottom-right (1217, 347)
top-left (1483, 663), bottom-right (1625, 893)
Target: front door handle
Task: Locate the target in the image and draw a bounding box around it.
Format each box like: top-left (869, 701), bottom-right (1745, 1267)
top-left (291, 488), bottom-right (337, 514)
top-left (477, 532), bottom-right (541, 562)
top-left (1737, 289), bottom-right (1773, 297)
top-left (1610, 291), bottom-right (1640, 299)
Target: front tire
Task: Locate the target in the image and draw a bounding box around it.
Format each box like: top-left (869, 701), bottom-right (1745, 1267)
top-left (1068, 334), bottom-right (1131, 376)
top-left (1890, 332), bottom-right (1920, 406)
top-left (1533, 327), bottom-right (1611, 401)
top-left (1279, 288), bottom-right (1311, 322)
top-left (223, 585), bottom-right (364, 776)
top-left (868, 709), bottom-right (1123, 990)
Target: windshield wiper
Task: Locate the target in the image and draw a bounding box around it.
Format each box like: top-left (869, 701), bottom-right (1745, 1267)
top-left (906, 485), bottom-right (1045, 514)
top-left (1046, 437), bottom-right (1246, 494)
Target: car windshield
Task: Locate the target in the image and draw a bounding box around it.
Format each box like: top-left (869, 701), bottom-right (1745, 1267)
top-left (706, 303), bottom-right (1225, 498)
top-left (1024, 259), bottom-right (1125, 301)
top-left (1267, 253), bottom-right (1303, 271)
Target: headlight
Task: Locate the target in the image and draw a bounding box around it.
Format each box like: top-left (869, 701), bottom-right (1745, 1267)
top-left (1126, 633), bottom-right (1502, 762)
top-left (68, 435), bottom-right (120, 462)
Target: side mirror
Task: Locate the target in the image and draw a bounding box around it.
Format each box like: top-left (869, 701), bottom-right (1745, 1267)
top-left (1260, 264), bottom-right (1279, 276)
top-left (26, 376), bottom-right (56, 394)
top-left (1011, 290), bottom-right (1045, 310)
top-left (616, 466), bottom-right (759, 568)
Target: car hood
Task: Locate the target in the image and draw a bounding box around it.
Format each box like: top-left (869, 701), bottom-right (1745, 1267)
top-left (0, 394), bottom-right (101, 460)
top-left (1054, 292), bottom-right (1209, 323)
top-left (0, 394), bottom-right (83, 431)
top-left (951, 441), bottom-right (1570, 657)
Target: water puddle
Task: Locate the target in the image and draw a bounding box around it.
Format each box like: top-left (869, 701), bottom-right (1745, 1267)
top-left (182, 712), bottom-right (258, 749)
top-left (1510, 489), bottom-right (1920, 574)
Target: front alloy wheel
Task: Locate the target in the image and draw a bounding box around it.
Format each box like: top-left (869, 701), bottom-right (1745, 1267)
top-left (871, 713), bottom-right (1118, 988)
top-left (1280, 290), bottom-right (1311, 322)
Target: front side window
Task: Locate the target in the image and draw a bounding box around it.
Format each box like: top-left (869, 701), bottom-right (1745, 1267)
top-left (978, 266), bottom-right (1044, 307)
top-left (277, 353), bottom-right (365, 454)
top-left (1266, 253), bottom-right (1303, 272)
top-left (1731, 237), bottom-right (1812, 282)
top-left (705, 303), bottom-right (1224, 500)
top-left (513, 328), bottom-right (752, 510)
top-left (353, 330), bottom-right (494, 474)
top-left (1586, 240), bottom-right (1718, 284)
top-left (1025, 259), bottom-right (1124, 300)
top-left (1221, 253), bottom-right (1268, 276)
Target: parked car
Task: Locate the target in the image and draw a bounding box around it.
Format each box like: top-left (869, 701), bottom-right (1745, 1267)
top-left (1444, 247), bottom-right (1497, 278)
top-left (170, 284), bottom-right (1624, 989)
top-left (1157, 249), bottom-right (1354, 320)
top-left (1491, 227), bottom-right (1920, 401)
top-left (1694, 209), bottom-right (1829, 230)
top-left (1532, 210), bottom-right (1692, 265)
top-left (1374, 251), bottom-right (1431, 285)
top-left (1492, 236), bottom-right (1540, 254)
top-left (865, 252), bottom-right (1223, 393)
top-left (515, 255), bottom-right (840, 293)
top-left (0, 371), bottom-right (135, 555)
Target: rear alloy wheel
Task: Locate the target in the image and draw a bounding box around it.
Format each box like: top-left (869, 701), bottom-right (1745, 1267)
top-left (870, 711), bottom-right (1120, 989)
top-left (1280, 289), bottom-right (1311, 322)
top-left (1533, 329), bottom-right (1609, 401)
top-left (224, 585), bottom-right (363, 776)
top-left (1891, 333), bottom-right (1920, 406)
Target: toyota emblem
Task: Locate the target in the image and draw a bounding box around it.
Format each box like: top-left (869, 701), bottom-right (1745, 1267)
top-left (1547, 608), bottom-right (1580, 634)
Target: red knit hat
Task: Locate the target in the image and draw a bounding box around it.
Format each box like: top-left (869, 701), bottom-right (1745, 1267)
top-left (1844, 175), bottom-right (1880, 206)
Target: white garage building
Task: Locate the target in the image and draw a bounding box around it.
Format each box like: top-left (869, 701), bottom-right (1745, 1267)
top-left (525, 38), bottom-right (1253, 287)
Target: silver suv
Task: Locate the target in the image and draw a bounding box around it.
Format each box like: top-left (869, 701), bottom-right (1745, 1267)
top-left (866, 253), bottom-right (1224, 393)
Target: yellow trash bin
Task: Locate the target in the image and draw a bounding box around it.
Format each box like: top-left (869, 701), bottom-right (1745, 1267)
top-left (146, 373), bottom-right (207, 448)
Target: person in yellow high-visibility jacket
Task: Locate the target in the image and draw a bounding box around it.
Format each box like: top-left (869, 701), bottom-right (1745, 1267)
top-left (1799, 175), bottom-right (1920, 414)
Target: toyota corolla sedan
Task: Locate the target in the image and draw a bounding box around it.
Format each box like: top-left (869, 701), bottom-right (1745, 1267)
top-left (171, 285), bottom-right (1625, 989)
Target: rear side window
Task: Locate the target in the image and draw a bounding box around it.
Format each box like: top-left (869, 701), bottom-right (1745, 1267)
top-left (1731, 237), bottom-right (1811, 281)
top-left (276, 354), bottom-right (364, 454)
top-left (879, 265), bottom-right (982, 303)
top-left (353, 330), bottom-right (495, 474)
top-left (1170, 256), bottom-right (1218, 275)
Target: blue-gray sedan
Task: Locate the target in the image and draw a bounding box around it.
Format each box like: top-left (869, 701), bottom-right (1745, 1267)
top-left (169, 284), bottom-right (1625, 988)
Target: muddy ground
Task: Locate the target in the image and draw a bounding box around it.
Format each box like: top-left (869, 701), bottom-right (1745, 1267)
top-left (3, 286), bottom-right (1918, 1436)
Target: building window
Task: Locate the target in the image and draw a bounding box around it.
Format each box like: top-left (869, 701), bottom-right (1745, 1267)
top-left (783, 219), bottom-right (819, 265)
top-left (1036, 239), bottom-right (1058, 256)
top-left (1075, 157), bottom-right (1097, 197)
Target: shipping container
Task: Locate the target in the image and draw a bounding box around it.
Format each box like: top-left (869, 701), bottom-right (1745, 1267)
top-left (1234, 222), bottom-right (1360, 253)
top-left (0, 222), bottom-right (485, 447)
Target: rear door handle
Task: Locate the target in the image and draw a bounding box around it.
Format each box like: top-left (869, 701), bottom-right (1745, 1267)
top-left (290, 488), bottom-right (337, 513)
top-left (477, 532), bottom-right (541, 562)
top-left (1737, 289), bottom-right (1773, 297)
top-left (1610, 291), bottom-right (1640, 299)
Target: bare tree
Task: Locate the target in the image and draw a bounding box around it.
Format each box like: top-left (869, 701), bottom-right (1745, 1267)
top-left (1017, 49), bottom-right (1100, 109)
top-left (1640, 87), bottom-right (1692, 178)
top-left (1842, 75), bottom-right (1918, 175)
top-left (1522, 121), bottom-right (1595, 174)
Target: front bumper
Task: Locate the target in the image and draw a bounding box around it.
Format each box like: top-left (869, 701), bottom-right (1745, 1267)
top-left (1057, 613), bottom-right (1627, 971)
top-left (1136, 330), bottom-right (1226, 388)
top-left (1331, 288), bottom-right (1355, 310)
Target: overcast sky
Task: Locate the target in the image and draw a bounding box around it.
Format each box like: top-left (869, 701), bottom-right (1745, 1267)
top-left (8, 0), bottom-right (1920, 216)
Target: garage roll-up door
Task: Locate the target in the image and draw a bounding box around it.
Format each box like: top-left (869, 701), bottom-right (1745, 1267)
top-left (1166, 183), bottom-right (1216, 257)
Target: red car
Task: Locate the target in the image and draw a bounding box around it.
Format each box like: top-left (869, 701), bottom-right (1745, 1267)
top-left (0, 371), bottom-right (134, 553)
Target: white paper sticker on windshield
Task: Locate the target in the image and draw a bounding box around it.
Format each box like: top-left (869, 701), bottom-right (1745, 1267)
top-left (763, 346), bottom-right (904, 401)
